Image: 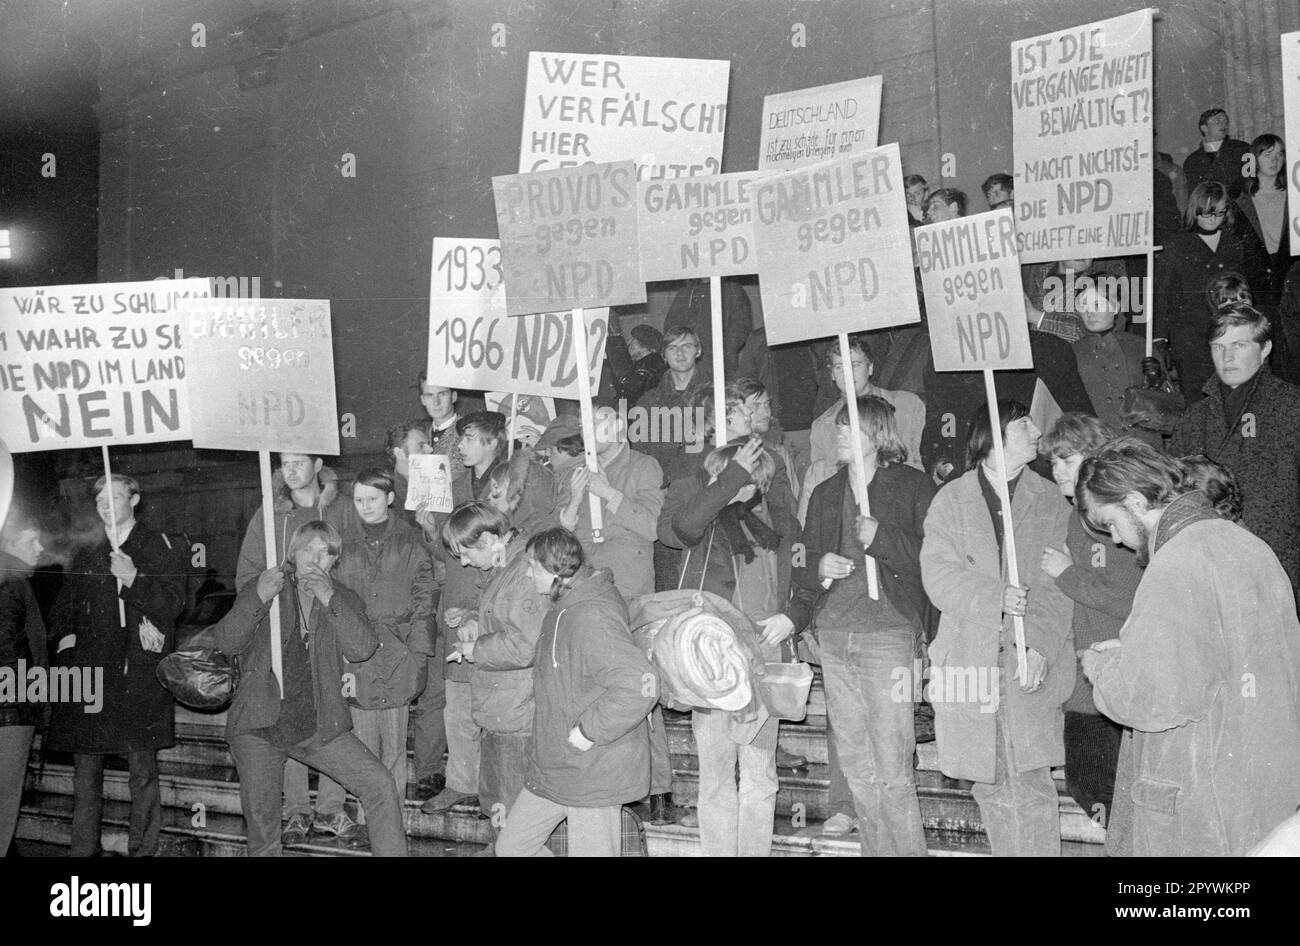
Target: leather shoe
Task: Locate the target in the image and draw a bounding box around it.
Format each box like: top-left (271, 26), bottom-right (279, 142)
top-left (412, 774), bottom-right (446, 801)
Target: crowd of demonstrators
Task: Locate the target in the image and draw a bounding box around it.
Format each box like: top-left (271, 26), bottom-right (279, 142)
top-left (10, 100), bottom-right (1300, 861)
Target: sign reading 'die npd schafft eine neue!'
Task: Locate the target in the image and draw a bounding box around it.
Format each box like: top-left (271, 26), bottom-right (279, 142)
top-left (1011, 9), bottom-right (1154, 263)
top-left (427, 237), bottom-right (608, 397)
top-left (0, 279), bottom-right (211, 451)
top-left (1283, 31), bottom-right (1300, 256)
top-left (915, 208), bottom-right (1033, 372)
top-left (183, 298), bottom-right (340, 455)
top-left (519, 52), bottom-right (729, 179)
top-left (751, 143), bottom-right (920, 345)
top-left (493, 161), bottom-right (645, 317)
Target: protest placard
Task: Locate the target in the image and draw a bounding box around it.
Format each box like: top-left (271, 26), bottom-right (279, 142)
top-left (751, 144), bottom-right (920, 345)
top-left (493, 161), bottom-right (645, 315)
top-left (0, 279), bottom-right (210, 452)
top-left (519, 52), bottom-right (729, 179)
top-left (428, 238), bottom-right (607, 397)
top-left (757, 76), bottom-right (882, 172)
top-left (1283, 31), bottom-right (1300, 257)
top-left (183, 298), bottom-right (340, 456)
top-left (637, 172), bottom-right (765, 281)
top-left (1011, 9), bottom-right (1154, 263)
top-left (915, 209), bottom-right (1033, 372)
top-left (406, 453), bottom-right (453, 514)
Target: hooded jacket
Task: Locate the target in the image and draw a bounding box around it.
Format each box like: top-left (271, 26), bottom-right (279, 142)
top-left (525, 567), bottom-right (656, 808)
top-left (470, 537), bottom-right (549, 734)
top-left (1090, 491), bottom-right (1300, 856)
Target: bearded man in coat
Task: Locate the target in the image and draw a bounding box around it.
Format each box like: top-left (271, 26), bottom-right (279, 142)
top-left (1078, 439), bottom-right (1300, 856)
top-left (48, 474), bottom-right (185, 857)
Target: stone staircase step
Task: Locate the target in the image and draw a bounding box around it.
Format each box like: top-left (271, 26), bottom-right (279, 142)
top-left (16, 793), bottom-right (480, 857)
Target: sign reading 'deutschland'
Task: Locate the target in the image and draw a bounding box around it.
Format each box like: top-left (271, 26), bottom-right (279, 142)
top-left (493, 161), bottom-right (645, 316)
top-left (751, 143), bottom-right (920, 345)
top-left (1282, 31), bottom-right (1300, 257)
top-left (519, 52), bottom-right (729, 179)
top-left (637, 172), bottom-right (766, 281)
top-left (183, 298), bottom-right (340, 456)
top-left (1011, 9), bottom-right (1154, 263)
top-left (915, 209), bottom-right (1034, 372)
top-left (0, 279), bottom-right (210, 452)
top-left (427, 237), bottom-right (607, 398)
top-left (757, 76), bottom-right (883, 172)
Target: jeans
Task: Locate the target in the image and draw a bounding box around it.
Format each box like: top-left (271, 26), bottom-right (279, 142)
top-left (444, 680), bottom-right (480, 794)
top-left (71, 750), bottom-right (161, 857)
top-left (824, 716), bottom-right (856, 820)
top-left (820, 628), bottom-right (927, 856)
top-left (969, 666), bottom-right (1061, 857)
top-left (648, 705), bottom-right (672, 796)
top-left (228, 730), bottom-right (407, 856)
top-left (410, 610), bottom-right (448, 781)
top-left (494, 787), bottom-right (621, 857)
top-left (479, 731), bottom-right (530, 826)
top-left (1063, 710), bottom-right (1123, 827)
top-left (0, 725), bottom-right (35, 856)
top-left (691, 709), bottom-right (778, 857)
top-left (317, 704), bottom-right (410, 822)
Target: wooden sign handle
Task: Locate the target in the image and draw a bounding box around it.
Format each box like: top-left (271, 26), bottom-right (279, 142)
top-left (570, 308), bottom-right (604, 543)
top-left (983, 369), bottom-right (1027, 684)
top-left (259, 450), bottom-right (284, 696)
top-left (710, 276), bottom-right (727, 449)
top-left (838, 334), bottom-right (879, 600)
top-left (101, 445), bottom-right (127, 628)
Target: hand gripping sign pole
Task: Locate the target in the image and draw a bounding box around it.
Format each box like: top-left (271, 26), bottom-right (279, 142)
top-left (710, 277), bottom-right (727, 449)
top-left (982, 370), bottom-right (1028, 685)
top-left (570, 309), bottom-right (605, 543)
top-left (838, 334), bottom-right (880, 600)
top-left (100, 446), bottom-right (127, 628)
top-left (259, 450), bottom-right (284, 697)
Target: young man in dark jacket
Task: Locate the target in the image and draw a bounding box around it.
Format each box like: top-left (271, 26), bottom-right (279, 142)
top-left (1168, 303), bottom-right (1300, 594)
top-left (47, 474), bottom-right (185, 857)
top-left (214, 520), bottom-right (407, 857)
top-left (781, 396), bottom-right (936, 856)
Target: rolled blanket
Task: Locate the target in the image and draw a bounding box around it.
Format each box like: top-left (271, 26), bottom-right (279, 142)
top-left (628, 590), bottom-right (767, 717)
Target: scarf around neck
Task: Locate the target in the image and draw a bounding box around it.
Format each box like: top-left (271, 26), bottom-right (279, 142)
top-left (717, 489), bottom-right (780, 563)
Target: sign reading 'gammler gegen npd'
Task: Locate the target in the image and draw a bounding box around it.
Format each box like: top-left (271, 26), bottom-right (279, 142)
top-left (183, 298), bottom-right (340, 456)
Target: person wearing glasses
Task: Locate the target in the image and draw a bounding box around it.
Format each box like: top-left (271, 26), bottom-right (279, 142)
top-left (1154, 181), bottom-right (1269, 402)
